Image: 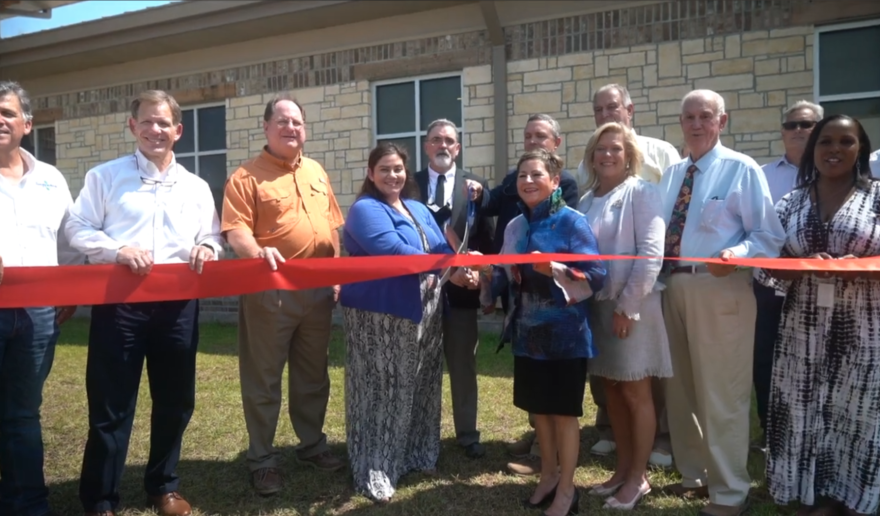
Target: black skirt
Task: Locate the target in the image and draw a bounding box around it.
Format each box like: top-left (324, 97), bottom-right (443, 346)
top-left (513, 355), bottom-right (588, 417)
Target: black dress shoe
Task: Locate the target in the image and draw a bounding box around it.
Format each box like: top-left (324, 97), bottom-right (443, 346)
top-left (522, 485), bottom-right (557, 509)
top-left (541, 488), bottom-right (579, 515)
top-left (464, 442), bottom-right (486, 458)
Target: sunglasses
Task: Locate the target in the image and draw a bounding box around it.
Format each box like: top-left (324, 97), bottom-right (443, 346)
top-left (782, 121), bottom-right (817, 130)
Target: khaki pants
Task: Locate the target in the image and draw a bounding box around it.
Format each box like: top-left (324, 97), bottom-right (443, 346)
top-left (238, 288), bottom-right (335, 471)
top-left (662, 270), bottom-right (755, 507)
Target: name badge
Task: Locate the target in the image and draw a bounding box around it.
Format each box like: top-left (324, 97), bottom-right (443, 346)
top-left (816, 282), bottom-right (834, 308)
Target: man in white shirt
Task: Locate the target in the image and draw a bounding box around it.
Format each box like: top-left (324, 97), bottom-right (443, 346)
top-left (578, 83), bottom-right (680, 469)
top-left (66, 90), bottom-right (224, 516)
top-left (871, 148), bottom-right (880, 177)
top-left (413, 119), bottom-right (495, 459)
top-left (0, 81), bottom-right (81, 516)
top-left (658, 90), bottom-right (784, 516)
top-left (576, 83), bottom-right (681, 193)
top-left (752, 100), bottom-right (822, 452)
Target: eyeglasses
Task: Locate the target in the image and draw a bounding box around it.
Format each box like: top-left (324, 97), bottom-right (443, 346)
top-left (140, 177), bottom-right (177, 188)
top-left (273, 118), bottom-right (304, 129)
top-left (428, 136), bottom-right (458, 147)
top-left (782, 121), bottom-right (817, 131)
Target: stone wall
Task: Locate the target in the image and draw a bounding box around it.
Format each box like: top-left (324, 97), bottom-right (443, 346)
top-left (55, 113), bottom-right (136, 194)
top-left (506, 26), bottom-right (814, 170)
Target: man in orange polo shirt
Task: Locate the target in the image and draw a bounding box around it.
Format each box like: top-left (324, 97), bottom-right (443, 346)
top-left (222, 95), bottom-right (345, 496)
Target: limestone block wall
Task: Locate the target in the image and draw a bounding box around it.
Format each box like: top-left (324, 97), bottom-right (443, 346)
top-left (55, 113), bottom-right (136, 195)
top-left (505, 26), bottom-right (814, 172)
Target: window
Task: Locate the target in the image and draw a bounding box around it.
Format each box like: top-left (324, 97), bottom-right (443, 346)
top-left (173, 105), bottom-right (227, 214)
top-left (373, 74), bottom-right (464, 171)
top-left (21, 126), bottom-right (56, 166)
top-left (815, 19), bottom-right (880, 149)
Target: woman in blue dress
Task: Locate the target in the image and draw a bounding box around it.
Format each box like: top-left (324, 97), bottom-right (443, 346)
top-left (492, 149), bottom-right (606, 516)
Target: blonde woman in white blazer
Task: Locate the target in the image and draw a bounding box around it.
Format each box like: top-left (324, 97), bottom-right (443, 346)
top-left (577, 122), bottom-right (672, 511)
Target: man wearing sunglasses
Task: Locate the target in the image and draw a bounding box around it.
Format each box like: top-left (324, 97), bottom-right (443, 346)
top-left (751, 100), bottom-right (823, 453)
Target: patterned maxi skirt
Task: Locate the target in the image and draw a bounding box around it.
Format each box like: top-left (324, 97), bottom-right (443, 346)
top-left (343, 274), bottom-right (444, 501)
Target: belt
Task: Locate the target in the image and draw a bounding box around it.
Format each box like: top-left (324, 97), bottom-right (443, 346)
top-left (669, 265), bottom-right (710, 274)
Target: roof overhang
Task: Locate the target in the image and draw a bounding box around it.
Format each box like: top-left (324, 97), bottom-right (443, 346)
top-left (0, 0), bottom-right (477, 81)
top-left (0, 0), bottom-right (81, 21)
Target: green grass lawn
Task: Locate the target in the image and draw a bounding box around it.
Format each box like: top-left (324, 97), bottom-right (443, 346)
top-left (42, 318), bottom-right (790, 515)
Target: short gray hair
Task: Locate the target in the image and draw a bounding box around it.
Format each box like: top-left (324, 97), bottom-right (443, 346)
top-left (525, 113), bottom-right (561, 138)
top-left (681, 89), bottom-right (726, 115)
top-left (782, 100), bottom-right (823, 122)
top-left (425, 118), bottom-right (458, 139)
top-left (594, 83), bottom-right (633, 108)
top-left (0, 81), bottom-right (33, 122)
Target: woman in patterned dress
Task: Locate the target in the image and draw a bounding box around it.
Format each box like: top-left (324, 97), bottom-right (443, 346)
top-left (339, 143), bottom-right (477, 503)
top-left (577, 123), bottom-right (671, 510)
top-left (763, 115), bottom-right (880, 516)
top-left (492, 149), bottom-right (606, 516)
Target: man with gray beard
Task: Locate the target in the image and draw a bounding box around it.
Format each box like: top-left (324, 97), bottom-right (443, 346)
top-left (414, 119), bottom-right (494, 459)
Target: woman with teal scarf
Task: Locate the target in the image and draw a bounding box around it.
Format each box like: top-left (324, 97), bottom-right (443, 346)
top-left (492, 149), bottom-right (606, 516)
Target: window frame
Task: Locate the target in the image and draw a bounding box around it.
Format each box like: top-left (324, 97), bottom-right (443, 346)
top-left (175, 102), bottom-right (227, 178)
top-left (371, 72), bottom-right (465, 171)
top-left (24, 124), bottom-right (55, 163)
top-left (814, 18), bottom-right (880, 103)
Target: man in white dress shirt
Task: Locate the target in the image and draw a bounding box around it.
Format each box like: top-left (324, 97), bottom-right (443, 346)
top-left (577, 83), bottom-right (680, 469)
top-left (751, 100), bottom-right (822, 452)
top-left (66, 90), bottom-right (224, 516)
top-left (0, 81), bottom-right (81, 516)
top-left (658, 90), bottom-right (784, 516)
top-left (871, 148), bottom-right (879, 177)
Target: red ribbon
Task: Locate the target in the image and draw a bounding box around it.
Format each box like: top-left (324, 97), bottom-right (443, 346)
top-left (2, 254), bottom-right (880, 308)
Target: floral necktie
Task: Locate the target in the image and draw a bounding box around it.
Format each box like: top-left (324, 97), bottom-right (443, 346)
top-left (663, 164), bottom-right (697, 270)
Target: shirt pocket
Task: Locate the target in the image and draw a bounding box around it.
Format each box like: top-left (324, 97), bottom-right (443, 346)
top-left (257, 188), bottom-right (297, 234)
top-left (699, 198), bottom-right (735, 233)
top-left (309, 180), bottom-right (329, 214)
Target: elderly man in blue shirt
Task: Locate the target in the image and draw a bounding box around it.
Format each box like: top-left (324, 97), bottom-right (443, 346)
top-left (657, 89), bottom-right (784, 516)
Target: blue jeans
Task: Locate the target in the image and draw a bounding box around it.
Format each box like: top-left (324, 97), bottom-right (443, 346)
top-left (0, 307), bottom-right (59, 516)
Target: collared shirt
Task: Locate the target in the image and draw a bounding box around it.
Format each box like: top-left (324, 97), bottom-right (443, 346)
top-left (221, 148), bottom-right (344, 260)
top-left (871, 149), bottom-right (880, 178)
top-left (427, 164), bottom-right (456, 208)
top-left (760, 155), bottom-right (799, 205)
top-left (575, 133), bottom-right (681, 195)
top-left (65, 150), bottom-right (224, 264)
top-left (0, 149), bottom-right (81, 267)
top-left (657, 142), bottom-right (784, 264)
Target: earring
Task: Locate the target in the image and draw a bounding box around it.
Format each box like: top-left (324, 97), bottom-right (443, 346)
top-left (856, 160), bottom-right (862, 176)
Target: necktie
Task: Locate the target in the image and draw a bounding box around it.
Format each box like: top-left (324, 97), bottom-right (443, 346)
top-left (434, 174), bottom-right (446, 208)
top-left (663, 164), bottom-right (697, 270)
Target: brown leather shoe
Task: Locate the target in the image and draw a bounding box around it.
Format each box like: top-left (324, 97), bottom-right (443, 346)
top-left (660, 482), bottom-right (710, 499)
top-left (147, 492), bottom-right (192, 516)
top-left (297, 450), bottom-right (345, 471)
top-left (506, 433), bottom-right (535, 457)
top-left (251, 467), bottom-right (283, 496)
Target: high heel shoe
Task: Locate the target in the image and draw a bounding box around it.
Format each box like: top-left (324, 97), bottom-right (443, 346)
top-left (541, 488), bottom-right (579, 515)
top-left (587, 480), bottom-right (624, 496)
top-left (521, 484), bottom-right (557, 509)
top-left (603, 482), bottom-right (651, 510)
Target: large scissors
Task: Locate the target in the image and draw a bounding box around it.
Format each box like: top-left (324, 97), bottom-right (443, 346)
top-left (438, 186), bottom-right (476, 286)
